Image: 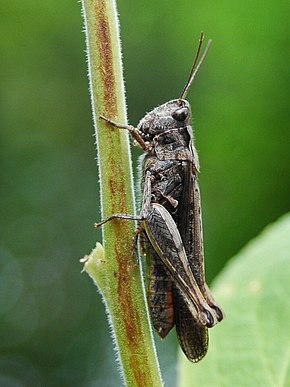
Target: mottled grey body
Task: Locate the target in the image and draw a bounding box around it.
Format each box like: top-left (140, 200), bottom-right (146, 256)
top-left (138, 99), bottom-right (223, 362)
top-left (97, 33), bottom-right (224, 362)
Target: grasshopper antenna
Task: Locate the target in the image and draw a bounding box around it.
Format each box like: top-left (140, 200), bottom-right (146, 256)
top-left (179, 32), bottom-right (212, 101)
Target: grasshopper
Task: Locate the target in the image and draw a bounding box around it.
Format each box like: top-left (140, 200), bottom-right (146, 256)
top-left (96, 32), bottom-right (224, 362)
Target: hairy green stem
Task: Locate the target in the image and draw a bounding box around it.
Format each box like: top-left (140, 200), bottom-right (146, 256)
top-left (81, 0), bottom-right (162, 385)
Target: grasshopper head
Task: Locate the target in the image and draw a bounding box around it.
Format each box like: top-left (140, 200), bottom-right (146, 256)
top-left (137, 99), bottom-right (192, 139)
top-left (137, 33), bottom-right (211, 141)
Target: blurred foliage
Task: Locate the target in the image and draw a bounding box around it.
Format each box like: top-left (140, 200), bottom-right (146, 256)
top-left (0, 0), bottom-right (289, 386)
top-left (179, 213), bottom-right (290, 387)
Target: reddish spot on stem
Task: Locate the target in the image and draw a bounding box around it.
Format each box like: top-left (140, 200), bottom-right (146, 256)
top-left (95, 0), bottom-right (117, 117)
top-left (115, 231), bottom-right (149, 383)
top-left (95, 1), bottom-right (127, 214)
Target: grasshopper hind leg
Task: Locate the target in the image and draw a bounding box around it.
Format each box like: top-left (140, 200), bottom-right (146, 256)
top-left (204, 283), bottom-right (225, 322)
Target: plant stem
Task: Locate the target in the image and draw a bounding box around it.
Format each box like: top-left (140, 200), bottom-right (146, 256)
top-left (81, 0), bottom-right (162, 385)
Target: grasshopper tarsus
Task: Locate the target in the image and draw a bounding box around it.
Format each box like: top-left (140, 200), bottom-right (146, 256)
top-left (94, 213), bottom-right (143, 228)
top-left (99, 114), bottom-right (131, 131)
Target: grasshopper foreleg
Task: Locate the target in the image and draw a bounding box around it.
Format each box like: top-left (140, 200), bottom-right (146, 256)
top-left (99, 115), bottom-right (151, 152)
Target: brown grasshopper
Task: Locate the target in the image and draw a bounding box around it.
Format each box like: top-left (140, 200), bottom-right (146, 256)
top-left (96, 32), bottom-right (224, 362)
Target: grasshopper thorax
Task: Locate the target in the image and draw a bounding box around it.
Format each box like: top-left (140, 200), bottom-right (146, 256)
top-left (137, 99), bottom-right (192, 140)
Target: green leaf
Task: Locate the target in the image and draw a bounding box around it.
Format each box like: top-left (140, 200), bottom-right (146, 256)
top-left (178, 213), bottom-right (290, 387)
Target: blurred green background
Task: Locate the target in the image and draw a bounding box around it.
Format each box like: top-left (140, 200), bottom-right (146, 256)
top-left (1, 0), bottom-right (289, 386)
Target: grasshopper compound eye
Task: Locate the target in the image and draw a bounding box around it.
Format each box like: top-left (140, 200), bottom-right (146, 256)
top-left (172, 107), bottom-right (189, 121)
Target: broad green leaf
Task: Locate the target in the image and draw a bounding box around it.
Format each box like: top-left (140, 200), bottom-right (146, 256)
top-left (179, 213), bottom-right (290, 387)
